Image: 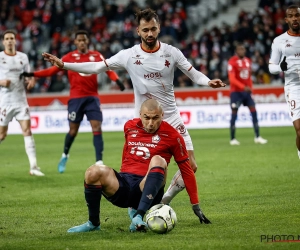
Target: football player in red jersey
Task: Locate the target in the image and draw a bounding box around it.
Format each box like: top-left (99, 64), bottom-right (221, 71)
top-left (66, 99), bottom-right (211, 233)
top-left (228, 44), bottom-right (267, 146)
top-left (21, 30), bottom-right (124, 173)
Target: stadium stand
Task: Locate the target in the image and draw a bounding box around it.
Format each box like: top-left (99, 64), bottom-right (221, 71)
top-left (0, 0), bottom-right (298, 92)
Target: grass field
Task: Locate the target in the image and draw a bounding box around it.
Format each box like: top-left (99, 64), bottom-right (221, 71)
top-left (1, 126), bottom-right (300, 250)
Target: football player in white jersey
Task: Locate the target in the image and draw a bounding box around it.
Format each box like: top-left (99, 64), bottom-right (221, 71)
top-left (0, 30), bottom-right (44, 176)
top-left (269, 5), bottom-right (300, 159)
top-left (42, 8), bottom-right (225, 218)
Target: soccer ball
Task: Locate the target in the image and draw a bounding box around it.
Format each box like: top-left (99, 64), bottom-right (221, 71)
top-left (146, 204), bottom-right (177, 234)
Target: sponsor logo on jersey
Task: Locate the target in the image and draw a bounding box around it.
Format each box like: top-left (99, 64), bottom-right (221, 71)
top-left (165, 59), bottom-right (170, 68)
top-left (285, 44), bottom-right (292, 47)
top-left (160, 53), bottom-right (171, 58)
top-left (295, 53), bottom-right (300, 57)
top-left (144, 72), bottom-right (162, 79)
top-left (128, 141), bottom-right (157, 148)
top-left (132, 55), bottom-right (144, 59)
top-left (152, 134), bottom-right (160, 143)
top-left (134, 60), bottom-right (143, 65)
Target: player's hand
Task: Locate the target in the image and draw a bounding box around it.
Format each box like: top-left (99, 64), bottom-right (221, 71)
top-left (42, 52), bottom-right (64, 69)
top-left (280, 56), bottom-right (287, 71)
top-left (192, 204), bottom-right (211, 224)
top-left (19, 72), bottom-right (34, 79)
top-left (244, 86), bottom-right (252, 93)
top-left (208, 79), bottom-right (226, 88)
top-left (26, 77), bottom-right (36, 90)
top-left (1, 79), bottom-right (11, 87)
top-left (116, 79), bottom-right (125, 91)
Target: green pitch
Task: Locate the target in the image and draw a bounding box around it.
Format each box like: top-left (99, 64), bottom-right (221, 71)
top-left (1, 127), bottom-right (299, 250)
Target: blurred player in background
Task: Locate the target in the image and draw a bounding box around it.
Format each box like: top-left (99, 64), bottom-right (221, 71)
top-left (41, 9), bottom-right (225, 214)
top-left (67, 99), bottom-right (211, 233)
top-left (228, 43), bottom-right (268, 146)
top-left (0, 30), bottom-right (44, 176)
top-left (269, 5), bottom-right (300, 158)
top-left (21, 30), bottom-right (124, 173)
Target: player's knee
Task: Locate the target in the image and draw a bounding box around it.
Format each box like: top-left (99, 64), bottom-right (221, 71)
top-left (150, 155), bottom-right (167, 170)
top-left (85, 164), bottom-right (109, 183)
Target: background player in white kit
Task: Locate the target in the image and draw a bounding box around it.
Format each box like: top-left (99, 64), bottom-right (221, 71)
top-left (42, 9), bottom-right (225, 216)
top-left (0, 30), bottom-right (44, 176)
top-left (269, 5), bottom-right (300, 159)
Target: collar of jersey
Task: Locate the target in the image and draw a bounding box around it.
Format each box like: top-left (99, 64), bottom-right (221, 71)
top-left (140, 41), bottom-right (161, 53)
top-left (4, 51), bottom-right (16, 56)
top-left (287, 30), bottom-right (300, 36)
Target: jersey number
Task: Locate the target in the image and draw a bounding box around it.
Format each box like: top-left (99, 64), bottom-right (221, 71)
top-left (130, 146), bottom-right (150, 159)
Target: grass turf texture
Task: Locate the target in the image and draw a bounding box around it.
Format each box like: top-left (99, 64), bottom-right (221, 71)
top-left (0, 127), bottom-right (299, 250)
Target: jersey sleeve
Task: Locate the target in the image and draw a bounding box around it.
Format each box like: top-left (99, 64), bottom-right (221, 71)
top-left (63, 51), bottom-right (127, 74)
top-left (34, 66), bottom-right (62, 77)
top-left (172, 47), bottom-right (210, 86)
top-left (269, 39), bottom-right (282, 65)
top-left (170, 130), bottom-right (199, 204)
top-left (23, 54), bottom-right (31, 72)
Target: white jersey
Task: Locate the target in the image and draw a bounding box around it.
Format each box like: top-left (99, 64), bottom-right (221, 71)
top-left (106, 42), bottom-right (210, 118)
top-left (64, 42), bottom-right (210, 119)
top-left (269, 31), bottom-right (300, 89)
top-left (0, 51), bottom-right (30, 106)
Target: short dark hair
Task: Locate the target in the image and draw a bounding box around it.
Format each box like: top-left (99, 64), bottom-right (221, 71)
top-left (74, 30), bottom-right (89, 39)
top-left (286, 5), bottom-right (299, 14)
top-left (135, 8), bottom-right (159, 25)
top-left (2, 29), bottom-right (16, 39)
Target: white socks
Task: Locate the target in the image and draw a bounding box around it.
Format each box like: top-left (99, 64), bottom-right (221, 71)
top-left (24, 136), bottom-right (37, 169)
top-left (161, 170), bottom-right (186, 204)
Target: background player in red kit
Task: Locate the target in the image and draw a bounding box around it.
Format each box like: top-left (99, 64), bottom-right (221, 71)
top-left (21, 30), bottom-right (124, 173)
top-left (66, 99), bottom-right (211, 233)
top-left (228, 44), bottom-right (267, 146)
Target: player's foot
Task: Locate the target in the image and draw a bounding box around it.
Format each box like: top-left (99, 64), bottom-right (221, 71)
top-left (128, 207), bottom-right (137, 220)
top-left (29, 167), bottom-right (45, 176)
top-left (58, 153), bottom-right (68, 173)
top-left (129, 214), bottom-right (148, 232)
top-left (95, 160), bottom-right (104, 166)
top-left (230, 138), bottom-right (240, 145)
top-left (254, 136), bottom-right (267, 144)
top-left (67, 221), bottom-right (100, 233)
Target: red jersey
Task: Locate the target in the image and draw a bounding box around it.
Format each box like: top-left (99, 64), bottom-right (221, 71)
top-left (121, 118), bottom-right (199, 204)
top-left (227, 55), bottom-right (253, 92)
top-left (34, 50), bottom-right (118, 98)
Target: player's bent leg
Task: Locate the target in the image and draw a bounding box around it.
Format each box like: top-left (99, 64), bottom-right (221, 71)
top-left (161, 170), bottom-right (185, 205)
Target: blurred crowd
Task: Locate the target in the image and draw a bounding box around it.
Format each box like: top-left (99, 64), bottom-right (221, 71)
top-left (0, 0), bottom-right (297, 92)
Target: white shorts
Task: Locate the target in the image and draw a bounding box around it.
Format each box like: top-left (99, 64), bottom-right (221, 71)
top-left (0, 105), bottom-right (31, 126)
top-left (164, 110), bottom-right (194, 150)
top-left (285, 87), bottom-right (300, 122)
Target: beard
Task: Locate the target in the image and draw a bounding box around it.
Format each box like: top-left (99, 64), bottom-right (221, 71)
top-left (289, 22), bottom-right (300, 33)
top-left (141, 36), bottom-right (158, 49)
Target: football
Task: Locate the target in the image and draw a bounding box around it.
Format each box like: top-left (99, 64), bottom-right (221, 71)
top-left (146, 204), bottom-right (177, 234)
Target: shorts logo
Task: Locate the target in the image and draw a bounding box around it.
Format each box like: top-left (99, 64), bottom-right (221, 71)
top-left (176, 123), bottom-right (186, 134)
top-left (69, 111), bottom-right (76, 121)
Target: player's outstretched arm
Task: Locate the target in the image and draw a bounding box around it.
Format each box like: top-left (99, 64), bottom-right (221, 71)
top-left (192, 204), bottom-right (211, 224)
top-left (208, 79), bottom-right (226, 89)
top-left (42, 52), bottom-right (64, 68)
